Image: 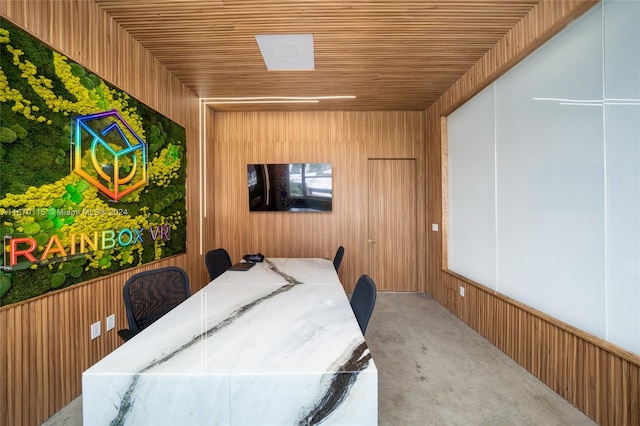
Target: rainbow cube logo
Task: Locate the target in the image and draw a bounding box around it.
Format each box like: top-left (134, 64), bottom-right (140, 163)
top-left (73, 110), bottom-right (147, 201)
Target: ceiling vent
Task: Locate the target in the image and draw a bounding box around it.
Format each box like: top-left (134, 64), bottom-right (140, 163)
top-left (255, 34), bottom-right (314, 71)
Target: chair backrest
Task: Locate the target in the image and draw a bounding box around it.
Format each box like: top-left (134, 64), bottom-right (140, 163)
top-left (350, 274), bottom-right (377, 335)
top-left (333, 245), bottom-right (345, 272)
top-left (205, 248), bottom-right (232, 281)
top-left (123, 266), bottom-right (190, 335)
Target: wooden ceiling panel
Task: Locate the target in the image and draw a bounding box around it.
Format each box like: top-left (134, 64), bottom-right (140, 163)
top-left (94, 0), bottom-right (541, 111)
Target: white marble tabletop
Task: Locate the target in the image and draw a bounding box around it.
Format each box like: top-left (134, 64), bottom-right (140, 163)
top-left (82, 258), bottom-right (377, 425)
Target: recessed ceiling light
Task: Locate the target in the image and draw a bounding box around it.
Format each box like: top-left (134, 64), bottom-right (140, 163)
top-left (255, 34), bottom-right (314, 71)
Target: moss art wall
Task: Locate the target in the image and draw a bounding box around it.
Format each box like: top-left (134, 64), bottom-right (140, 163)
top-left (0, 19), bottom-right (187, 306)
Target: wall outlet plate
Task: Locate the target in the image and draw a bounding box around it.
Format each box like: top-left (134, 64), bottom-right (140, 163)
top-left (460, 286), bottom-right (465, 297)
top-left (106, 314), bottom-right (115, 331)
top-left (91, 321), bottom-right (101, 340)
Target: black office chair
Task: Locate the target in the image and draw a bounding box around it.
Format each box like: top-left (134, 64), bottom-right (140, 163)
top-left (333, 246), bottom-right (345, 272)
top-left (205, 248), bottom-right (232, 281)
top-left (350, 274), bottom-right (377, 335)
top-left (118, 266), bottom-right (190, 342)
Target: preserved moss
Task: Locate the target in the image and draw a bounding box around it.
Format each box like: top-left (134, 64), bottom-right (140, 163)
top-left (69, 62), bottom-right (86, 78)
top-left (59, 262), bottom-right (73, 275)
top-left (0, 127), bottom-right (18, 143)
top-left (0, 273), bottom-right (12, 298)
top-left (0, 20), bottom-right (187, 307)
top-left (70, 266), bottom-right (83, 278)
top-left (22, 222), bottom-right (41, 235)
top-left (34, 232), bottom-right (49, 246)
top-left (50, 272), bottom-right (66, 289)
top-left (9, 124), bottom-right (27, 139)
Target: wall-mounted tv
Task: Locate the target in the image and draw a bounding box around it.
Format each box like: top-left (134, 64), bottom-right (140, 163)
top-left (247, 163), bottom-right (332, 212)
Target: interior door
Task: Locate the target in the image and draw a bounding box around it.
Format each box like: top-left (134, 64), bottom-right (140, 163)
top-left (368, 159), bottom-right (417, 291)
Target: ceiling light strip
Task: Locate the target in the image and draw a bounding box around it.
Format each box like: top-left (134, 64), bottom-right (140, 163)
top-left (204, 100), bottom-right (320, 105)
top-left (201, 96), bottom-right (356, 101)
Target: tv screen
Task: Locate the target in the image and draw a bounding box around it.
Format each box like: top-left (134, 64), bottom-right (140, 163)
top-left (247, 163), bottom-right (332, 212)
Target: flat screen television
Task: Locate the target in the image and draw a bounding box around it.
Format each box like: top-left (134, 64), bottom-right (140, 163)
top-left (247, 163), bottom-right (332, 212)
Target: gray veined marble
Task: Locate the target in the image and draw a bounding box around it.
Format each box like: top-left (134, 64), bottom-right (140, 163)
top-left (82, 258), bottom-right (378, 425)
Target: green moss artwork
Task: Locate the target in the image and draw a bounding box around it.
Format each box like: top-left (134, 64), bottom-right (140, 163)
top-left (0, 19), bottom-right (187, 306)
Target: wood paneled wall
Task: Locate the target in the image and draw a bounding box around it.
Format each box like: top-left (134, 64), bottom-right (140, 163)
top-left (207, 110), bottom-right (426, 293)
top-left (426, 0), bottom-right (640, 424)
top-left (0, 2), bottom-right (208, 425)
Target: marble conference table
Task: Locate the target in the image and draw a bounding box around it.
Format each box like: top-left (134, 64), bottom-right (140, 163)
top-left (82, 258), bottom-right (378, 425)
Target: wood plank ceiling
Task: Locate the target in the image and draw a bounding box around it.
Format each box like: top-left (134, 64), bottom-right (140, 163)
top-left (94, 0), bottom-right (541, 112)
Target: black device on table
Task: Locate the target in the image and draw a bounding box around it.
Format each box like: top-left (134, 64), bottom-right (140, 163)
top-left (243, 253), bottom-right (264, 263)
top-left (228, 253), bottom-right (263, 271)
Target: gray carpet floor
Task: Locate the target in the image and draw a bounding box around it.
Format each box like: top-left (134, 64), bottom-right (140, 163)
top-left (42, 293), bottom-right (595, 425)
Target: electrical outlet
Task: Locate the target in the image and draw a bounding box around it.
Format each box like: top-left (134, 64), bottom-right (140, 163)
top-left (460, 286), bottom-right (465, 297)
top-left (91, 321), bottom-right (101, 340)
top-left (432, 223), bottom-right (439, 232)
top-left (106, 314), bottom-right (115, 331)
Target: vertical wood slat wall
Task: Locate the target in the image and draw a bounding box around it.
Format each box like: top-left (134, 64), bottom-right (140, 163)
top-left (208, 111), bottom-right (426, 294)
top-left (4, 0), bottom-right (638, 425)
top-left (426, 0), bottom-right (640, 424)
top-left (0, 2), bottom-right (208, 425)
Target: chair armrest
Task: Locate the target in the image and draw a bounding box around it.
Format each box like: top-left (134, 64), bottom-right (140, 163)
top-left (117, 328), bottom-right (136, 342)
